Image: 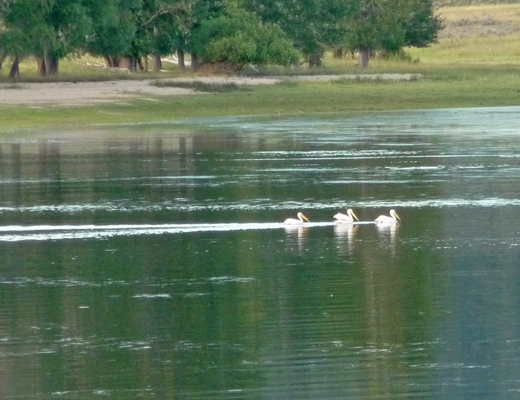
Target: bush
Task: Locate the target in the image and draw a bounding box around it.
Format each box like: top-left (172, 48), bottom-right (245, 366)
top-left (191, 10), bottom-right (300, 69)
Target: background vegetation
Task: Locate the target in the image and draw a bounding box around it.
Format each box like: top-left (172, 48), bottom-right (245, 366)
top-left (0, 0), bottom-right (441, 75)
top-left (0, 2), bottom-right (520, 134)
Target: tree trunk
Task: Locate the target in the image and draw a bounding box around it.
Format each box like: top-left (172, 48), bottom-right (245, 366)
top-left (45, 56), bottom-right (59, 75)
top-left (191, 53), bottom-right (201, 71)
top-left (138, 57), bottom-right (145, 71)
top-left (360, 47), bottom-right (370, 68)
top-left (9, 56), bottom-right (20, 78)
top-left (333, 48), bottom-right (344, 59)
top-left (177, 50), bottom-right (186, 71)
top-left (36, 57), bottom-right (46, 76)
top-left (120, 57), bottom-right (130, 70)
top-left (104, 56), bottom-right (122, 68)
top-left (308, 53), bottom-right (322, 68)
top-left (0, 51), bottom-right (6, 73)
top-left (152, 55), bottom-right (162, 73)
top-left (120, 56), bottom-right (138, 72)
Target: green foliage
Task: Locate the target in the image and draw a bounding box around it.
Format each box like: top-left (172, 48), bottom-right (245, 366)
top-left (257, 31), bottom-right (300, 67)
top-left (244, 0), bottom-right (441, 67)
top-left (191, 10), bottom-right (300, 68)
top-left (0, 25), bottom-right (28, 56)
top-left (0, 0), bottom-right (447, 76)
top-left (342, 0), bottom-right (442, 66)
top-left (0, 0), bottom-right (92, 74)
top-left (84, 0), bottom-right (136, 57)
top-left (244, 0), bottom-right (350, 65)
top-left (403, 0), bottom-right (444, 48)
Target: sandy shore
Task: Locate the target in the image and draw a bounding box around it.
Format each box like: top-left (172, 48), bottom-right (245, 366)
top-left (0, 74), bottom-right (420, 105)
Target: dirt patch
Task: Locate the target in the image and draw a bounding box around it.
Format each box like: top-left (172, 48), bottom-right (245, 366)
top-left (0, 80), bottom-right (196, 105)
top-left (0, 74), bottom-right (421, 106)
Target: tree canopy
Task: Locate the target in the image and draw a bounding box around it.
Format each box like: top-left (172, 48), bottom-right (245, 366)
top-left (0, 0), bottom-right (443, 76)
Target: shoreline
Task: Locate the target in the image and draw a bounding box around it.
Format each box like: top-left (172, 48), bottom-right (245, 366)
top-left (0, 74), bottom-right (421, 105)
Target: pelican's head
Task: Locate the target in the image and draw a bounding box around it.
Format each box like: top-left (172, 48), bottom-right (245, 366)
top-left (347, 209), bottom-right (359, 221)
top-left (298, 212), bottom-right (310, 222)
top-left (390, 209), bottom-right (401, 221)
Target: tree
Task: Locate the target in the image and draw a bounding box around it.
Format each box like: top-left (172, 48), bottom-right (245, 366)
top-left (181, 0), bottom-right (230, 71)
top-left (1, 0), bottom-right (51, 75)
top-left (244, 0), bottom-right (348, 67)
top-left (0, 0), bottom-right (442, 76)
top-left (403, 0), bottom-right (443, 48)
top-left (84, 0), bottom-right (228, 72)
top-left (1, 0), bottom-right (91, 75)
top-left (0, 28), bottom-right (28, 77)
top-left (190, 9), bottom-right (300, 69)
top-left (138, 0), bottom-right (196, 72)
top-left (345, 0), bottom-right (442, 68)
top-left (84, 0), bottom-right (140, 69)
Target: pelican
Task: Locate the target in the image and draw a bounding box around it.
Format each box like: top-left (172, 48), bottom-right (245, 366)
top-left (284, 212), bottom-right (310, 225)
top-left (333, 209), bottom-right (359, 224)
top-left (375, 209), bottom-right (401, 224)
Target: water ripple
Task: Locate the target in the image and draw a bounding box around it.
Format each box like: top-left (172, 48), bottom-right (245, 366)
top-left (0, 197), bottom-right (518, 217)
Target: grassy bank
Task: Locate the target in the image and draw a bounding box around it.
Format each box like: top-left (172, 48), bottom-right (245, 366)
top-left (2, 66), bottom-right (520, 132)
top-left (1, 4), bottom-right (520, 134)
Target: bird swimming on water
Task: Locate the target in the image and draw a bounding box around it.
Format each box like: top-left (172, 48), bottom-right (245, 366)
top-left (375, 209), bottom-right (401, 224)
top-left (284, 212), bottom-right (310, 225)
top-left (333, 209), bottom-right (359, 224)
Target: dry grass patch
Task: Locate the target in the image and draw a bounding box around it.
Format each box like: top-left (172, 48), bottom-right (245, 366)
top-left (409, 34), bottom-right (520, 65)
top-left (438, 4), bottom-right (520, 38)
top-left (404, 4), bottom-right (520, 65)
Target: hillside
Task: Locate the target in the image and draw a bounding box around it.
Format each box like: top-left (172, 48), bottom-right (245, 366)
top-left (436, 0), bottom-right (519, 6)
top-left (438, 3), bottom-right (520, 39)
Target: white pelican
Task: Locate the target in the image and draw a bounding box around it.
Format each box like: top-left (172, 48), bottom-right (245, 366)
top-left (333, 209), bottom-right (359, 224)
top-left (375, 209), bottom-right (401, 224)
top-left (284, 212), bottom-right (310, 225)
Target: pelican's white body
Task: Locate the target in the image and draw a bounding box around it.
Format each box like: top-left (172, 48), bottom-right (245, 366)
top-left (375, 209), bottom-right (401, 224)
top-left (284, 212), bottom-right (310, 225)
top-left (333, 209), bottom-right (359, 224)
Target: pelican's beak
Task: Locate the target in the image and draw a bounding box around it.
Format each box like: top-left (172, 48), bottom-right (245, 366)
top-left (302, 214), bottom-right (310, 222)
top-left (395, 213), bottom-right (401, 221)
top-left (352, 212), bottom-right (359, 221)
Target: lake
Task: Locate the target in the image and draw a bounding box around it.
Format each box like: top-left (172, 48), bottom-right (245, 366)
top-left (1, 106), bottom-right (520, 399)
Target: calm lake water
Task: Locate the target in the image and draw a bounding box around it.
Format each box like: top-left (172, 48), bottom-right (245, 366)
top-left (1, 106), bottom-right (520, 399)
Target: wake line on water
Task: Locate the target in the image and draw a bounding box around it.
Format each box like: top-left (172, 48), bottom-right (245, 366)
top-left (0, 197), bottom-right (518, 215)
top-left (0, 221), bottom-right (367, 242)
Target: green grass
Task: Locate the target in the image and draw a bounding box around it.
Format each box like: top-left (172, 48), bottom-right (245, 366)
top-left (2, 66), bottom-right (520, 134)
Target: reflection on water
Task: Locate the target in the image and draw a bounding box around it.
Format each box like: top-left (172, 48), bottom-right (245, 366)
top-left (284, 225), bottom-right (309, 254)
top-left (334, 223), bottom-right (358, 253)
top-left (1, 107), bottom-right (520, 398)
top-left (375, 221), bottom-right (400, 253)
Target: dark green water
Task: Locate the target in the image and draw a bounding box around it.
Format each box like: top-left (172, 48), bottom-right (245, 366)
top-left (1, 107), bottom-right (520, 399)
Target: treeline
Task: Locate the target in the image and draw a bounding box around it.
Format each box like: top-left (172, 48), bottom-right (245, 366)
top-left (0, 0), bottom-right (442, 77)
